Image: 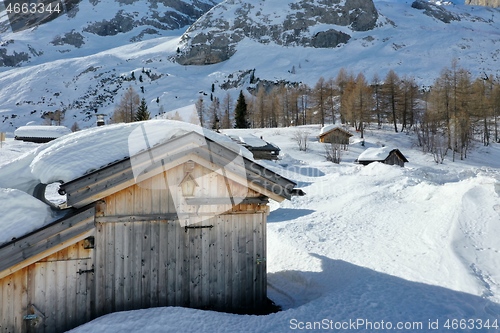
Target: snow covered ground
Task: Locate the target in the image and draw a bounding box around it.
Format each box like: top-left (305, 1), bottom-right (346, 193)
top-left (1, 123), bottom-right (499, 332)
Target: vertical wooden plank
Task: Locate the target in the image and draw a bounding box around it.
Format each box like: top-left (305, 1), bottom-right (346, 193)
top-left (231, 215), bottom-right (240, 309)
top-left (151, 183), bottom-right (161, 215)
top-left (55, 260), bottom-right (67, 331)
top-left (94, 222), bottom-right (106, 317)
top-left (140, 178), bottom-right (153, 215)
top-left (141, 220), bottom-right (152, 308)
top-left (158, 220), bottom-right (168, 306)
top-left (261, 212), bottom-right (267, 305)
top-left (125, 187), bottom-right (134, 215)
top-left (254, 214), bottom-right (262, 306)
top-left (161, 171), bottom-right (173, 215)
top-left (166, 219), bottom-right (177, 306)
top-left (245, 214), bottom-right (254, 309)
top-left (188, 224), bottom-right (199, 308)
top-left (105, 193), bottom-right (116, 216)
top-left (150, 221), bottom-right (160, 307)
top-left (2, 275), bottom-right (13, 332)
top-left (0, 273), bottom-right (6, 331)
top-left (122, 222), bottom-right (132, 311)
top-left (133, 222), bottom-right (142, 308)
top-left (224, 216), bottom-right (233, 309)
top-left (45, 262), bottom-right (57, 332)
top-left (238, 214), bottom-right (248, 309)
top-left (252, 214), bottom-right (258, 307)
top-left (215, 216), bottom-right (225, 309)
top-left (64, 259), bottom-right (76, 329)
top-left (0, 276), bottom-right (4, 331)
top-left (114, 223), bottom-right (125, 311)
top-left (181, 219), bottom-right (190, 307)
top-left (19, 268), bottom-right (29, 333)
top-left (111, 191), bottom-right (125, 312)
top-left (104, 223), bottom-right (115, 314)
top-left (11, 270), bottom-right (27, 333)
top-left (75, 259), bottom-right (87, 324)
top-left (200, 218), bottom-right (211, 308)
top-left (206, 216), bottom-right (216, 307)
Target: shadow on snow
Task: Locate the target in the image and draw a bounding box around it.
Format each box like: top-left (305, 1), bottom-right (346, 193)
top-left (268, 254), bottom-right (500, 332)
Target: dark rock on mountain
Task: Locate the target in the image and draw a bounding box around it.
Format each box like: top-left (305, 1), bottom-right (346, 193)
top-left (411, 0), bottom-right (461, 23)
top-left (465, 0), bottom-right (500, 7)
top-left (0, 0), bottom-right (219, 67)
top-left (176, 0), bottom-right (379, 65)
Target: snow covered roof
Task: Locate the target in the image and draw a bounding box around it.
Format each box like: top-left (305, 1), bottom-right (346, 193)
top-left (14, 125), bottom-right (71, 139)
top-left (0, 120), bottom-right (253, 195)
top-left (357, 147), bottom-right (408, 162)
top-left (0, 120), bottom-right (263, 246)
top-left (0, 188), bottom-right (55, 245)
top-left (319, 124), bottom-right (353, 137)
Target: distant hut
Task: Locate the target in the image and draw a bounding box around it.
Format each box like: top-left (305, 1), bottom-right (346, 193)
top-left (357, 147), bottom-right (408, 167)
top-left (318, 125), bottom-right (353, 150)
top-left (226, 133), bottom-right (281, 160)
top-left (0, 129), bottom-right (297, 333)
top-left (14, 125), bottom-right (71, 143)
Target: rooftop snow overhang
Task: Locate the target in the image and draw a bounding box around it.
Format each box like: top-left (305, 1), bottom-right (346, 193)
top-left (0, 205), bottom-right (95, 279)
top-left (59, 131), bottom-right (296, 208)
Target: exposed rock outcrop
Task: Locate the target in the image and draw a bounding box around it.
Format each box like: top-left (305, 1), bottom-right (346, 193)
top-left (411, 0), bottom-right (461, 23)
top-left (465, 0), bottom-right (500, 7)
top-left (176, 0), bottom-right (379, 65)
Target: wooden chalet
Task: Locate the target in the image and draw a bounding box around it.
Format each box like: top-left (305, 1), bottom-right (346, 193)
top-left (357, 147), bottom-right (409, 167)
top-left (0, 131), bottom-right (297, 333)
top-left (318, 126), bottom-right (353, 150)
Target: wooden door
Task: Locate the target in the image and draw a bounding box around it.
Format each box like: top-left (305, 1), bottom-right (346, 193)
top-left (26, 258), bottom-right (93, 333)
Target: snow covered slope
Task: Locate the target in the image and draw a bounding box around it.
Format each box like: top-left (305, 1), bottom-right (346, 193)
top-left (1, 123), bottom-right (499, 332)
top-left (0, 0), bottom-right (220, 66)
top-left (1, 0), bottom-right (500, 135)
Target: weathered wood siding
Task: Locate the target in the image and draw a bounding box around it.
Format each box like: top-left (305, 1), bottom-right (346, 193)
top-left (94, 213), bottom-right (266, 314)
top-left (385, 152), bottom-right (405, 167)
top-left (94, 164), bottom-right (268, 313)
top-left (0, 269), bottom-right (27, 333)
top-left (0, 240), bottom-right (94, 333)
top-left (1, 161), bottom-right (272, 332)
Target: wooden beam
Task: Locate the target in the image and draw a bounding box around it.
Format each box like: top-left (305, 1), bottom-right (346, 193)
top-left (0, 206), bottom-right (96, 279)
top-left (185, 197), bottom-right (268, 205)
top-left (95, 214), bottom-right (178, 223)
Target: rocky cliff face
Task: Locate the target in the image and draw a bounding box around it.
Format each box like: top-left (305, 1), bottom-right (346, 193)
top-left (465, 0), bottom-right (500, 7)
top-left (0, 0), bottom-right (219, 67)
top-left (176, 0), bottom-right (379, 65)
top-left (411, 0), bottom-right (461, 23)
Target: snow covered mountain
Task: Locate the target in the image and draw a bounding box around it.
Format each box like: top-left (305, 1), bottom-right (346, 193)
top-left (0, 0), bottom-right (220, 66)
top-left (1, 0), bottom-right (500, 133)
top-left (176, 0), bottom-right (379, 65)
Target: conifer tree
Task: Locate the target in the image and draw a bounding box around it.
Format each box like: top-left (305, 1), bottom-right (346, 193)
top-left (234, 90), bottom-right (249, 128)
top-left (134, 98), bottom-right (150, 121)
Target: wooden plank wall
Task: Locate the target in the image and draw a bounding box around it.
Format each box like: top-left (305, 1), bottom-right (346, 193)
top-left (95, 163), bottom-right (268, 313)
top-left (94, 212), bottom-right (267, 314)
top-left (0, 240), bottom-right (93, 333)
top-left (0, 268), bottom-right (27, 333)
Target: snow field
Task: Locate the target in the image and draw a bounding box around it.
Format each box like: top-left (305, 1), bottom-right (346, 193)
top-left (1, 124), bottom-right (499, 332)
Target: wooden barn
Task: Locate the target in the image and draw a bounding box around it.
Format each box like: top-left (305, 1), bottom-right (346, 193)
top-left (318, 125), bottom-right (353, 150)
top-left (0, 131), bottom-right (296, 333)
top-left (357, 147), bottom-right (409, 167)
